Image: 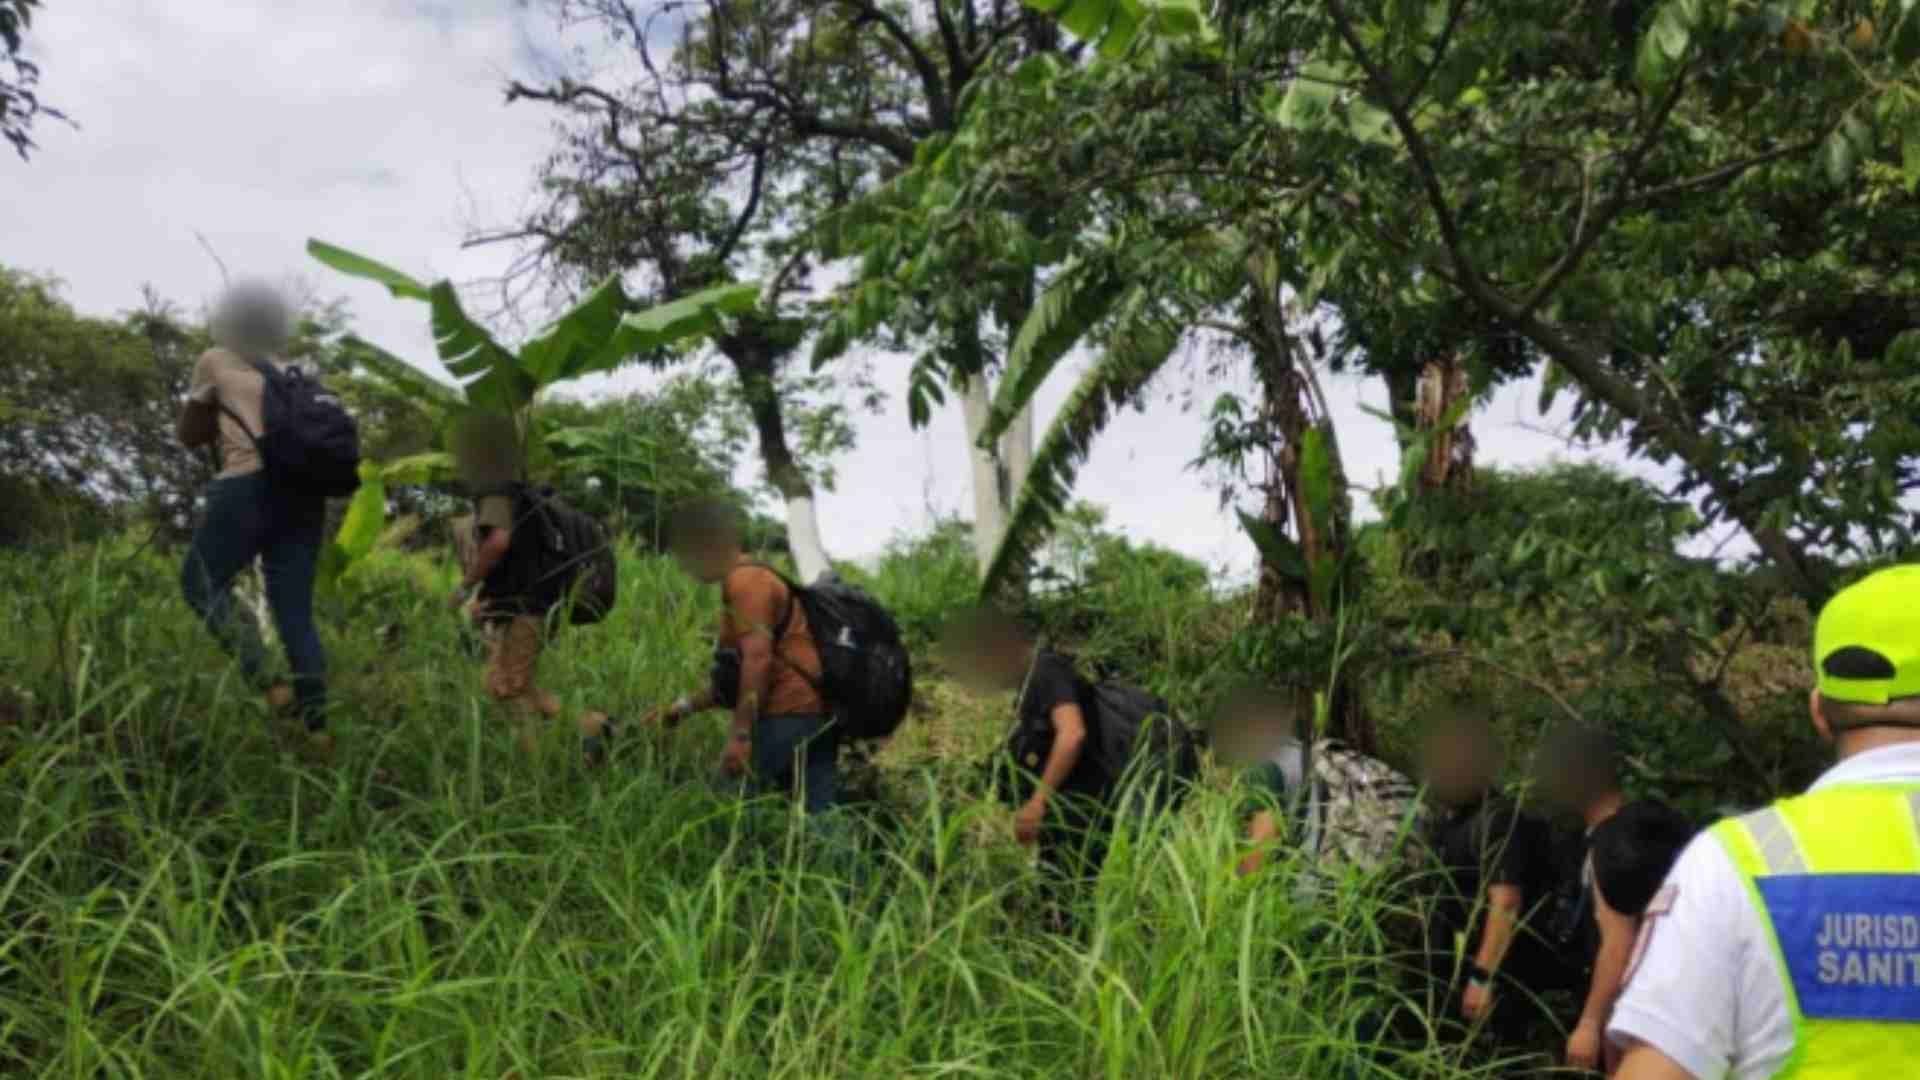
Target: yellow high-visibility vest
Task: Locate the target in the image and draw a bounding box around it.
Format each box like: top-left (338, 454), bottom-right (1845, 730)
top-left (1715, 783), bottom-right (1920, 1077)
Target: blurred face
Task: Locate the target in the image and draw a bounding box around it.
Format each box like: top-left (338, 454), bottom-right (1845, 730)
top-left (943, 624), bottom-right (1031, 694)
top-left (1420, 724), bottom-right (1499, 806)
top-left (671, 531), bottom-right (738, 584)
top-left (1210, 688), bottom-right (1296, 767)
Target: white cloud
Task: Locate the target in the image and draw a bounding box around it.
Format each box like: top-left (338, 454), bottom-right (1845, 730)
top-left (7, 0), bottom-right (1715, 579)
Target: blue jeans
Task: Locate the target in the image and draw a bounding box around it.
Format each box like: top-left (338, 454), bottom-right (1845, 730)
top-left (752, 713), bottom-right (840, 815)
top-left (180, 472), bottom-right (328, 729)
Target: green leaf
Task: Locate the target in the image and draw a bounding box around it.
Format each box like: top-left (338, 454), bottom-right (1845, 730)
top-left (1237, 510), bottom-right (1307, 580)
top-left (1307, 553), bottom-right (1340, 614)
top-left (979, 315), bottom-right (1181, 598)
top-left (379, 451), bottom-right (455, 486)
top-left (1275, 71), bottom-right (1336, 130)
top-left (306, 240), bottom-right (431, 301)
top-left (1299, 425), bottom-right (1336, 531)
top-left (1902, 107), bottom-right (1920, 192)
top-left (1887, 329), bottom-right (1920, 368)
top-left (317, 462), bottom-right (388, 595)
top-left (1635, 20), bottom-right (1676, 89)
top-left (1654, 5), bottom-right (1689, 58)
top-left (601, 282), bottom-right (761, 367)
top-left (983, 262), bottom-right (1130, 446)
top-left (517, 274), bottom-right (632, 387)
top-left (342, 334), bottom-right (461, 412)
top-left (427, 282), bottom-right (529, 411)
top-left (1823, 127), bottom-right (1858, 185)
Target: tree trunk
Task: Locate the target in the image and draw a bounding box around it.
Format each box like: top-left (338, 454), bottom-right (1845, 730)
top-left (1382, 365), bottom-right (1420, 459)
top-left (1415, 355), bottom-right (1474, 493)
top-left (1245, 270), bottom-right (1373, 753)
top-left (720, 332), bottom-right (832, 583)
top-left (959, 371), bottom-right (1008, 574)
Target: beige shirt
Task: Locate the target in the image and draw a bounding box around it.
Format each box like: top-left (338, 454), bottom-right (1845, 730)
top-left (188, 347), bottom-right (268, 478)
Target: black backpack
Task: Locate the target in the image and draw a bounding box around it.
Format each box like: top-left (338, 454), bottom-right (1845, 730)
top-left (995, 664), bottom-right (1201, 815)
top-left (1084, 682), bottom-right (1203, 816)
top-left (220, 360), bottom-right (362, 497)
top-left (478, 485), bottom-right (617, 625)
top-left (712, 566), bottom-right (914, 740)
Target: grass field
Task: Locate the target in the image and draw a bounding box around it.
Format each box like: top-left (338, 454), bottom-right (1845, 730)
top-left (0, 535), bottom-right (1545, 1078)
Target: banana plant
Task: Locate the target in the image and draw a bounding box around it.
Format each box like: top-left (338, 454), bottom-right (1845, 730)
top-left (307, 239), bottom-right (759, 590)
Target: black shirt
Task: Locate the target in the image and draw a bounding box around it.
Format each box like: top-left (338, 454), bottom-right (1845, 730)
top-left (1425, 796), bottom-right (1567, 985)
top-left (1015, 650), bottom-right (1106, 797)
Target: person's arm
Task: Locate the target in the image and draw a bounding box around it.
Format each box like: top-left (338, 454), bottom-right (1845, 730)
top-left (654, 688), bottom-right (719, 728)
top-left (1569, 882), bottom-right (1638, 1070)
top-left (1612, 1043), bottom-right (1695, 1080)
top-left (1238, 811), bottom-right (1281, 877)
top-left (449, 526), bottom-right (512, 608)
top-left (177, 399), bottom-right (216, 448)
top-left (715, 623), bottom-right (774, 775)
top-left (715, 573), bottom-right (782, 774)
top-left (1463, 883), bottom-right (1523, 1019)
top-left (1015, 701), bottom-right (1086, 845)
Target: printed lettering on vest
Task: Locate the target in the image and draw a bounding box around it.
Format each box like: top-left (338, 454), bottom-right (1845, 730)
top-left (1757, 874), bottom-right (1920, 1021)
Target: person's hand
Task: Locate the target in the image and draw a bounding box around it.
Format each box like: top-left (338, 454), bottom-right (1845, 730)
top-left (1462, 978), bottom-right (1493, 1022)
top-left (719, 734), bottom-right (751, 777)
top-left (1014, 798), bottom-right (1046, 846)
top-left (1566, 1019), bottom-right (1603, 1072)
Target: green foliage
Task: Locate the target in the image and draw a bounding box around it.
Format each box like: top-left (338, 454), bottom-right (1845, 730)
top-left (1024, 0), bottom-right (1218, 57)
top-left (0, 535), bottom-right (1533, 1079)
top-left (978, 308), bottom-right (1184, 598)
top-left (994, 0), bottom-right (1920, 605)
top-left (307, 239), bottom-right (761, 586)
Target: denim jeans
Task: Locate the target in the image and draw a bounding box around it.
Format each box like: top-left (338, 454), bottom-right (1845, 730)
top-left (180, 471), bottom-right (328, 729)
top-left (751, 713), bottom-right (841, 816)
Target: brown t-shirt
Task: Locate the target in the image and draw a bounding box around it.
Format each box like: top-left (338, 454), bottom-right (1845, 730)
top-left (719, 563), bottom-right (825, 717)
top-left (188, 347), bottom-right (268, 478)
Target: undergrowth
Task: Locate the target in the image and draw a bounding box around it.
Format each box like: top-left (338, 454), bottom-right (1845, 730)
top-left (0, 535), bottom-right (1559, 1077)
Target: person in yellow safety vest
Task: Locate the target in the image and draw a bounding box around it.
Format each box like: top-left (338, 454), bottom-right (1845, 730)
top-left (1609, 564), bottom-right (1920, 1079)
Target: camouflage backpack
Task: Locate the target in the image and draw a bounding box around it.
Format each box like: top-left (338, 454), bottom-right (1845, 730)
top-left (1295, 739), bottom-right (1430, 875)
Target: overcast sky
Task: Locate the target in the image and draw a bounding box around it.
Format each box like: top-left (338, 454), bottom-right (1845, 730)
top-left (5, 1), bottom-right (1707, 578)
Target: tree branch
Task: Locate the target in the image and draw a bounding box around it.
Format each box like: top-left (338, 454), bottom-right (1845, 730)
top-left (834, 0), bottom-right (953, 130)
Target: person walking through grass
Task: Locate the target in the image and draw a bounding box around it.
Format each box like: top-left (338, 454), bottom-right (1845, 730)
top-left (941, 606), bottom-right (1111, 925)
top-left (448, 411), bottom-right (608, 757)
top-left (176, 281), bottom-right (334, 763)
top-left (621, 500), bottom-right (841, 814)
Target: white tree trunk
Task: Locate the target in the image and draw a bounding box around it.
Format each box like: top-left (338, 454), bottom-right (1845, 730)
top-left (959, 373), bottom-right (1008, 575)
top-left (785, 493), bottom-right (832, 583)
top-left (1002, 392), bottom-right (1034, 514)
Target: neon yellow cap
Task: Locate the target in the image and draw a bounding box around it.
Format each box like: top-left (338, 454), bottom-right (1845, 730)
top-left (1814, 565), bottom-right (1920, 705)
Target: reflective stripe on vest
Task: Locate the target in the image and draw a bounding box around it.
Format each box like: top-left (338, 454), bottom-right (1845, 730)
top-left (1714, 784), bottom-right (1920, 1078)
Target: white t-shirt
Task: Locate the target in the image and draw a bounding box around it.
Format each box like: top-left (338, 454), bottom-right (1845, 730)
top-left (1606, 742), bottom-right (1920, 1078)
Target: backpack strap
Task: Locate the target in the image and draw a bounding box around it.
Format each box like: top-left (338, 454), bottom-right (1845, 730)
top-left (208, 357), bottom-right (282, 454)
top-left (723, 561), bottom-right (821, 693)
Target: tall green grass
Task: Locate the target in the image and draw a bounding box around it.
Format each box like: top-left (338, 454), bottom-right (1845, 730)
top-left (0, 537), bottom-right (1544, 1077)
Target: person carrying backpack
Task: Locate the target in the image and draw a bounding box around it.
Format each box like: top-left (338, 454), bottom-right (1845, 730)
top-left (449, 412), bottom-right (616, 756)
top-left (177, 281), bottom-right (357, 763)
top-left (1214, 686), bottom-right (1428, 882)
top-left (630, 501), bottom-right (841, 814)
top-left (943, 606), bottom-right (1199, 919)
